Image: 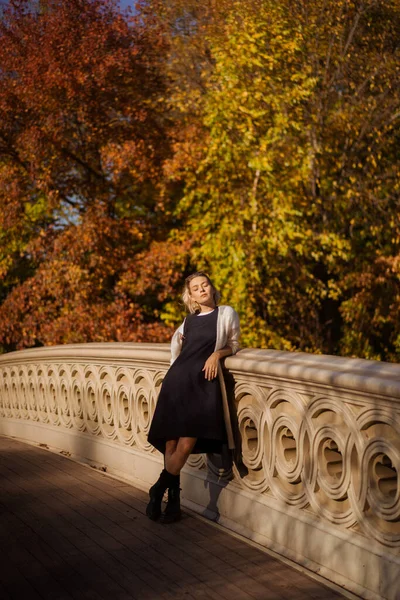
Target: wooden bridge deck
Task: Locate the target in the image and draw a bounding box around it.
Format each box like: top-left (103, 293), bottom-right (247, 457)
top-left (0, 436), bottom-right (348, 600)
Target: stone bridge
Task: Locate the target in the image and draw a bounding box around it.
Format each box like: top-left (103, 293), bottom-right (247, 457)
top-left (0, 344), bottom-right (399, 600)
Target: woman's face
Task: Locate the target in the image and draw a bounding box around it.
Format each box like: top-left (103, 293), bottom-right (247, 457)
top-left (189, 276), bottom-right (215, 310)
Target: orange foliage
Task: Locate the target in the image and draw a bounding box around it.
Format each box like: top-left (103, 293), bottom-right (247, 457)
top-left (0, 0), bottom-right (181, 351)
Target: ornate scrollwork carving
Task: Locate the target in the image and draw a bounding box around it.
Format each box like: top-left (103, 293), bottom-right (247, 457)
top-left (231, 378), bottom-right (400, 549)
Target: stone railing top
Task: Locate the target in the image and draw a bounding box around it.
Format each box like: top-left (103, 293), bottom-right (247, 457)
top-left (228, 348), bottom-right (400, 401)
top-left (0, 343), bottom-right (171, 366)
top-left (1, 343), bottom-right (400, 400)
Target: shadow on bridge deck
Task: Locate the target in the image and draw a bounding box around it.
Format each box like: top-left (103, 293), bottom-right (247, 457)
top-left (0, 436), bottom-right (348, 600)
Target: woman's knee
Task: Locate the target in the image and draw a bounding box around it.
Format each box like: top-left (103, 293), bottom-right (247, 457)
top-left (165, 439), bottom-right (178, 456)
top-left (178, 438), bottom-right (196, 456)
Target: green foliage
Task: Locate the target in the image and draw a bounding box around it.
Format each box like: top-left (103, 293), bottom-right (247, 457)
top-left (161, 0), bottom-right (400, 360)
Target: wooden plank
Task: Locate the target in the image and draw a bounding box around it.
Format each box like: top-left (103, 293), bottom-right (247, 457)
top-left (24, 444), bottom-right (343, 599)
top-left (0, 437), bottom-right (345, 600)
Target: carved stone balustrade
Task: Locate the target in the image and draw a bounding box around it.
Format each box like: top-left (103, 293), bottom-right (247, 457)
top-left (0, 344), bottom-right (399, 600)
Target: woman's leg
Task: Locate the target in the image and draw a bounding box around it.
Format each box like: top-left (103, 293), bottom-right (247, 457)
top-left (165, 439), bottom-right (178, 469)
top-left (146, 440), bottom-right (178, 521)
top-left (165, 437), bottom-right (197, 475)
top-left (161, 437), bottom-right (197, 524)
top-left (146, 437), bottom-right (197, 522)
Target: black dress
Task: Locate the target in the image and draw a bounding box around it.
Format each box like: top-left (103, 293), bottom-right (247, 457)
top-left (148, 307), bottom-right (227, 455)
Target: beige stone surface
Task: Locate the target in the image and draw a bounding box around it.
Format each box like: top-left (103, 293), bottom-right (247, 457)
top-left (0, 343), bottom-right (399, 599)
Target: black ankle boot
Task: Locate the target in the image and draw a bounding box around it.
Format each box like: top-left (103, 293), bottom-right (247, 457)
top-left (160, 478), bottom-right (181, 524)
top-left (146, 469), bottom-right (170, 521)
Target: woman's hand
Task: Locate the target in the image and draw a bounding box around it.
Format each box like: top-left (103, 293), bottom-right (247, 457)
top-left (202, 346), bottom-right (233, 380)
top-left (202, 352), bottom-right (220, 381)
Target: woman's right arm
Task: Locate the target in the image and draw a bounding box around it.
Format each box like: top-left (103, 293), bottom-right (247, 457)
top-left (170, 320), bottom-right (185, 365)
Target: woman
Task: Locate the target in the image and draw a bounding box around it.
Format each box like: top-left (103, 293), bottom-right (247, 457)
top-left (147, 271), bottom-right (240, 524)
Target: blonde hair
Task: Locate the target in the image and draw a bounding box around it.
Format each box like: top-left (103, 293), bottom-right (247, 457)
top-left (182, 271), bottom-right (221, 314)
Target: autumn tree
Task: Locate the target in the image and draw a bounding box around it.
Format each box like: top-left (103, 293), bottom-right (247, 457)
top-left (1, 0), bottom-right (399, 361)
top-left (0, 0), bottom-right (186, 350)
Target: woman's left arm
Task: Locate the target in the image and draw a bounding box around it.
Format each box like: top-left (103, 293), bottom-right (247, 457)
top-left (226, 309), bottom-right (240, 355)
top-left (202, 307), bottom-right (241, 380)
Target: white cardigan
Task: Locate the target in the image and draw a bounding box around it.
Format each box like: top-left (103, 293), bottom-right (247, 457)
top-left (169, 305), bottom-right (240, 449)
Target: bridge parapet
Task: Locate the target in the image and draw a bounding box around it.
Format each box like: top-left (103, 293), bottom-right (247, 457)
top-left (0, 344), bottom-right (399, 600)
